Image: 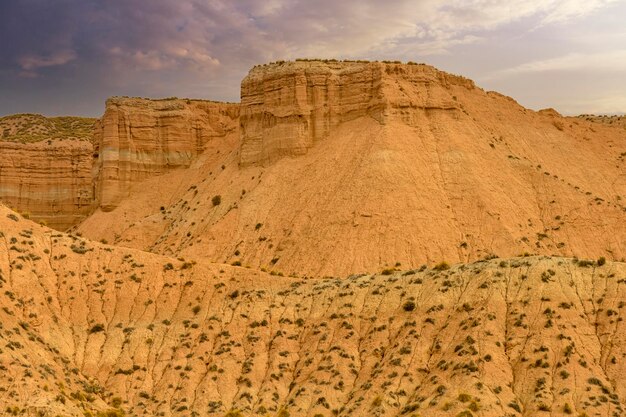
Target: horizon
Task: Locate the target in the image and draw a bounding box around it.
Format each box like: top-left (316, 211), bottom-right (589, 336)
top-left (1, 0), bottom-right (625, 117)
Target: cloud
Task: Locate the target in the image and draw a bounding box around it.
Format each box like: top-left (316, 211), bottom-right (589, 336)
top-left (492, 50), bottom-right (626, 77)
top-left (566, 95), bottom-right (626, 114)
top-left (0, 0), bottom-right (623, 115)
top-left (18, 49), bottom-right (77, 71)
top-left (3, 0), bottom-right (617, 74)
top-left (540, 0), bottom-right (619, 23)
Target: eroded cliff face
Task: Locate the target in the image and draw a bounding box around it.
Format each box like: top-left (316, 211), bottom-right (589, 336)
top-left (0, 139), bottom-right (94, 229)
top-left (239, 61), bottom-right (386, 165)
top-left (94, 97), bottom-right (239, 211)
top-left (239, 61), bottom-right (475, 166)
top-left (0, 99), bottom-right (240, 229)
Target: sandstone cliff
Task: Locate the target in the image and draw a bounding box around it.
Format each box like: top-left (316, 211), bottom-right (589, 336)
top-left (239, 61), bottom-right (474, 166)
top-left (0, 139), bottom-right (94, 230)
top-left (79, 60), bottom-right (626, 277)
top-left (0, 114), bottom-right (96, 230)
top-left (240, 61), bottom-right (385, 165)
top-left (94, 97), bottom-right (239, 211)
top-left (2, 206), bottom-right (626, 417)
top-left (0, 99), bottom-right (241, 230)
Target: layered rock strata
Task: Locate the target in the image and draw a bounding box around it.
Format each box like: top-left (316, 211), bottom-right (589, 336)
top-left (0, 139), bottom-right (94, 229)
top-left (78, 61), bottom-right (626, 275)
top-left (239, 60), bottom-right (473, 165)
top-left (94, 97), bottom-right (239, 210)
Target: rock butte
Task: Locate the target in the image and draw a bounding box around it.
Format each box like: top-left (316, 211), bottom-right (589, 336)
top-left (80, 61), bottom-right (624, 277)
top-left (0, 114), bottom-right (96, 229)
top-left (0, 60), bottom-right (625, 416)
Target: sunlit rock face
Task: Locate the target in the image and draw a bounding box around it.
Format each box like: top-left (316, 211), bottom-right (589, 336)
top-left (0, 139), bottom-right (94, 229)
top-left (239, 60), bottom-right (475, 166)
top-left (93, 97), bottom-right (239, 211)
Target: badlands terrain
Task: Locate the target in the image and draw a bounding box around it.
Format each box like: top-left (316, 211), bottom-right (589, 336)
top-left (0, 60), bottom-right (625, 416)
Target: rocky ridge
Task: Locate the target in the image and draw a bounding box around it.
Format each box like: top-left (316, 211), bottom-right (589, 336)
top-left (0, 113), bottom-right (96, 143)
top-left (0, 99), bottom-right (239, 227)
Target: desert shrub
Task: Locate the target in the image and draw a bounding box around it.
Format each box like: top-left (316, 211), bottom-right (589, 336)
top-left (71, 244), bottom-right (89, 254)
top-left (458, 393), bottom-right (472, 403)
top-left (508, 402), bottom-right (521, 412)
top-left (89, 324), bottom-right (105, 334)
top-left (212, 195), bottom-right (222, 206)
top-left (402, 301), bottom-right (416, 312)
top-left (433, 261), bottom-right (450, 271)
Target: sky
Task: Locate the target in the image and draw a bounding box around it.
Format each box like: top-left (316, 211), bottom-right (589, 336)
top-left (1, 0), bottom-right (625, 117)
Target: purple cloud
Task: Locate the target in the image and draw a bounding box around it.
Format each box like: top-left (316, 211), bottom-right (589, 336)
top-left (0, 0), bottom-right (624, 116)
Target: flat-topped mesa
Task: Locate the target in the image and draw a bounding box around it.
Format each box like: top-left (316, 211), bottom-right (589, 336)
top-left (94, 96), bottom-right (239, 211)
top-left (239, 60), bottom-right (475, 166)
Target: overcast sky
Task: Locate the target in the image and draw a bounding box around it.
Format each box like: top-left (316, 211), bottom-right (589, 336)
top-left (1, 0), bottom-right (625, 117)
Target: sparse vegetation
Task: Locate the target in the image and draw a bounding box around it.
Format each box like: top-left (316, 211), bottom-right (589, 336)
top-left (89, 324), bottom-right (106, 334)
top-left (402, 300), bottom-right (416, 312)
top-left (0, 113), bottom-right (96, 143)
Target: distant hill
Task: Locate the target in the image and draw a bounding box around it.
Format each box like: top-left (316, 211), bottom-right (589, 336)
top-left (0, 113), bottom-right (96, 143)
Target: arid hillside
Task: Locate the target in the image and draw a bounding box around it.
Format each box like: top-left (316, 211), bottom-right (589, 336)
top-left (2, 205), bottom-right (626, 417)
top-left (76, 61), bottom-right (625, 277)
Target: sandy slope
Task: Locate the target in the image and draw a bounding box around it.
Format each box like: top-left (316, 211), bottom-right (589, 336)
top-left (3, 205), bottom-right (626, 416)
